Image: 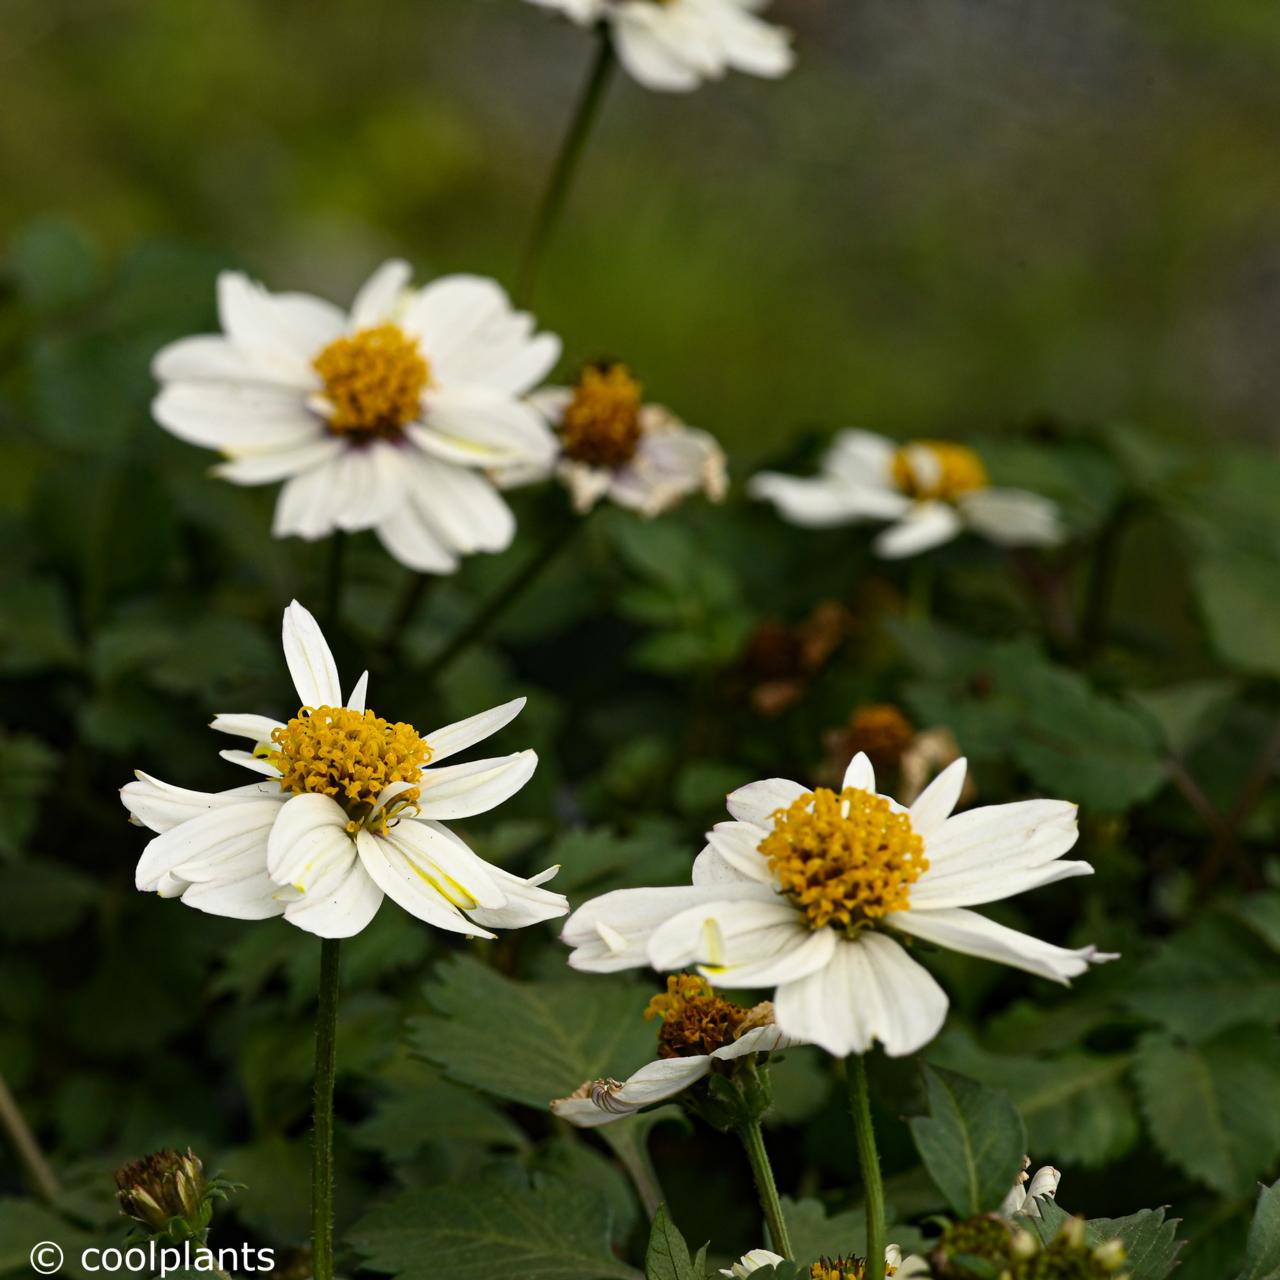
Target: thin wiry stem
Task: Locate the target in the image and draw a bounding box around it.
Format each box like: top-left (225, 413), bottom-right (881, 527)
top-left (737, 1118), bottom-right (794, 1259)
top-left (846, 1056), bottom-right (886, 1280)
top-left (312, 938), bottom-right (342, 1280)
top-left (0, 1071), bottom-right (60, 1204)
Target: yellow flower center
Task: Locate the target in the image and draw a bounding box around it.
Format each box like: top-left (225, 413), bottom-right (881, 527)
top-left (312, 324), bottom-right (429, 440)
top-left (810, 1257), bottom-right (898, 1280)
top-left (760, 787), bottom-right (928, 931)
top-left (645, 974), bottom-right (746, 1058)
top-left (560, 362), bottom-right (644, 468)
top-left (263, 706), bottom-right (432, 833)
top-left (891, 441), bottom-right (988, 502)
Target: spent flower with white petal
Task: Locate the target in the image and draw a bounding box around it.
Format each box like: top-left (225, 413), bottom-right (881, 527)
top-left (524, 0), bottom-right (794, 93)
top-left (1000, 1156), bottom-right (1062, 1221)
top-left (563, 752), bottom-right (1114, 1057)
top-left (750, 429), bottom-right (1063, 559)
top-left (721, 1245), bottom-right (927, 1277)
top-left (502, 361), bottom-right (727, 516)
top-left (152, 260), bottom-right (561, 574)
top-left (551, 974), bottom-right (796, 1127)
top-left (122, 601), bottom-right (567, 939)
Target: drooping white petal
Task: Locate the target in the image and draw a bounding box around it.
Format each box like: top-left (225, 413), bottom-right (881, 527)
top-left (774, 933), bottom-right (949, 1057)
top-left (283, 857), bottom-right (384, 938)
top-left (748, 472), bottom-right (906, 528)
top-left (611, 5), bottom-right (707, 91)
top-left (960, 488), bottom-right (1063, 547)
top-left (395, 449), bottom-right (517, 554)
top-left (326, 441), bottom-right (409, 533)
top-left (266, 792), bottom-right (353, 889)
top-left (209, 713), bottom-right (284, 743)
top-left (909, 757), bottom-right (968, 835)
top-left (121, 772), bottom-right (282, 834)
top-left (380, 819), bottom-right (507, 911)
top-left (425, 697), bottom-right (526, 763)
top-left (272, 458), bottom-right (345, 541)
top-left (725, 777), bottom-right (809, 827)
top-left (842, 751), bottom-right (876, 793)
top-left (281, 600), bottom-right (343, 708)
top-left (135, 799), bottom-right (282, 893)
top-left (348, 259), bottom-right (412, 330)
top-left (466, 862), bottom-right (568, 930)
top-left (888, 907), bottom-right (1117, 983)
top-left (375, 499), bottom-right (459, 574)
top-left (181, 870), bottom-right (286, 920)
top-left (709, 1022), bottom-right (800, 1061)
top-left (415, 751), bottom-right (538, 820)
top-left (873, 501), bottom-right (964, 559)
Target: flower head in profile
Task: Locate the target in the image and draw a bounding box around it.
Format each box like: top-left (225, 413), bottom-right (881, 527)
top-left (503, 361), bottom-right (726, 516)
top-left (721, 1245), bottom-right (927, 1278)
top-left (525, 0), bottom-right (794, 93)
top-left (563, 752), bottom-right (1114, 1057)
top-left (123, 602), bottom-right (567, 938)
top-left (152, 261), bottom-right (561, 573)
top-left (750, 430), bottom-right (1062, 558)
top-left (115, 1148), bottom-right (239, 1244)
top-left (551, 974), bottom-right (795, 1126)
top-left (1000, 1157), bottom-right (1062, 1221)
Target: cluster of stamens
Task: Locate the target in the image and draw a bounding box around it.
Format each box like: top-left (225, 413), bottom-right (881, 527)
top-left (559, 362), bottom-right (645, 467)
top-left (760, 787), bottom-right (927, 931)
top-left (312, 324), bottom-right (429, 440)
top-left (263, 705), bottom-right (432, 833)
top-left (644, 974), bottom-right (746, 1058)
top-left (891, 440), bottom-right (989, 502)
top-left (810, 1256), bottom-right (882, 1280)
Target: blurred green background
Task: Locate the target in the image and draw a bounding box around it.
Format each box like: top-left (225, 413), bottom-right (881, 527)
top-left (5, 0), bottom-right (1279, 454)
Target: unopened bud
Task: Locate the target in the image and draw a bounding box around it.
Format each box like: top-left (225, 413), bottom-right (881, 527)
top-left (115, 1148), bottom-right (208, 1239)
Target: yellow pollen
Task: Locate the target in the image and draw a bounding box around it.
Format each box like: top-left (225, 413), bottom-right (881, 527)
top-left (264, 705), bottom-right (432, 832)
top-left (644, 974), bottom-right (746, 1059)
top-left (312, 324), bottom-right (429, 440)
top-left (810, 1256), bottom-right (897, 1280)
top-left (559, 362), bottom-right (644, 468)
top-left (891, 440), bottom-right (989, 502)
top-left (760, 787), bottom-right (927, 931)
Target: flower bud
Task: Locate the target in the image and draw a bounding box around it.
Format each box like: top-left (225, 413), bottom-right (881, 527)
top-left (115, 1148), bottom-right (210, 1241)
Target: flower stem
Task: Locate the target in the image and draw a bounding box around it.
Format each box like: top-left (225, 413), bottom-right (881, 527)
top-left (0, 1071), bottom-right (60, 1204)
top-left (517, 30), bottom-right (615, 305)
top-left (846, 1056), bottom-right (886, 1280)
top-left (421, 516), bottom-right (582, 683)
top-left (312, 938), bottom-right (342, 1280)
top-left (736, 1118), bottom-right (793, 1259)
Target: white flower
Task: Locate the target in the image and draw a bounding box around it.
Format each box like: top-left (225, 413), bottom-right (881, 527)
top-left (502, 361), bottom-right (727, 516)
top-left (1000, 1157), bottom-right (1062, 1220)
top-left (152, 260), bottom-right (561, 574)
top-left (551, 976), bottom-right (796, 1126)
top-left (122, 601), bottom-right (568, 939)
top-left (720, 1244), bottom-right (927, 1277)
top-left (563, 752), bottom-right (1115, 1057)
top-left (750, 430), bottom-right (1063, 559)
top-left (525, 0), bottom-right (794, 93)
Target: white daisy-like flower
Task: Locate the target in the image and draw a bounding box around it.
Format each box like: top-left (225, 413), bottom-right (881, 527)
top-left (563, 752), bottom-right (1115, 1057)
top-left (525, 0), bottom-right (794, 93)
top-left (122, 601), bottom-right (568, 939)
top-left (720, 1244), bottom-right (927, 1277)
top-left (551, 975), bottom-right (796, 1127)
top-left (502, 361), bottom-right (727, 516)
top-left (1000, 1158), bottom-right (1062, 1220)
top-left (750, 430), bottom-right (1063, 559)
top-left (152, 260), bottom-right (561, 574)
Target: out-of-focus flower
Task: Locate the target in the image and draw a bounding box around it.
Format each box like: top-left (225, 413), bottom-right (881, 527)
top-left (123, 601), bottom-right (567, 938)
top-left (152, 261), bottom-right (560, 573)
top-left (525, 0), bottom-right (794, 93)
top-left (552, 974), bottom-right (796, 1126)
top-left (750, 430), bottom-right (1062, 559)
top-left (115, 1148), bottom-right (235, 1243)
top-left (501, 361), bottom-right (726, 516)
top-left (933, 1212), bottom-right (1127, 1278)
top-left (720, 1245), bottom-right (927, 1277)
top-left (820, 704), bottom-right (916, 782)
top-left (1000, 1155), bottom-right (1062, 1220)
top-left (744, 602), bottom-right (853, 718)
top-left (564, 752), bottom-right (1114, 1057)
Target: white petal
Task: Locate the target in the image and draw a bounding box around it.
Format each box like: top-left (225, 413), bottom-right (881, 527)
top-left (614, 1056), bottom-right (712, 1106)
top-left (122, 771), bottom-right (282, 834)
top-left (426, 697), bottom-right (526, 763)
top-left (281, 600), bottom-right (342, 708)
top-left (347, 670), bottom-right (369, 713)
top-left (416, 751), bottom-right (537, 820)
top-left (908, 858), bottom-right (1094, 911)
top-left (842, 752), bottom-right (876, 793)
top-left (375, 500), bottom-right (459, 574)
top-left (774, 933), bottom-right (949, 1057)
top-left (272, 459), bottom-right (344, 541)
top-left (266, 792), bottom-right (353, 888)
top-left (397, 449), bottom-right (516, 553)
top-left (209, 713), bottom-right (283, 744)
top-left (710, 1022), bottom-right (801, 1060)
top-left (349, 259), bottom-right (412, 329)
top-left (611, 8), bottom-right (705, 91)
top-left (696, 822), bottom-right (772, 885)
top-left (748, 472), bottom-right (901, 528)
top-left (326, 441), bottom-right (409, 533)
top-left (283, 857), bottom-right (383, 938)
top-left (960, 488), bottom-right (1063, 547)
top-left (380, 818), bottom-right (506, 910)
top-left (725, 777), bottom-right (808, 827)
top-left (153, 384), bottom-right (322, 453)
top-left (181, 870), bottom-right (286, 920)
top-left (466, 862), bottom-right (568, 930)
top-left (217, 271), bottom-right (344, 381)
top-left (219, 749), bottom-right (282, 777)
top-left (889, 907), bottom-right (1117, 983)
top-left (212, 436), bottom-right (345, 485)
top-left (153, 334), bottom-right (292, 386)
top-left (412, 389), bottom-right (557, 468)
top-left (135, 800), bottom-right (281, 893)
top-left (909, 757), bottom-right (967, 835)
top-left (874, 501), bottom-right (964, 558)
top-left (824, 429), bottom-right (896, 481)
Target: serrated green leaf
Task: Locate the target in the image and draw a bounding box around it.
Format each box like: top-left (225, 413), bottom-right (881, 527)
top-left (1239, 1179), bottom-right (1280, 1280)
top-left (1023, 1199), bottom-right (1184, 1280)
top-left (348, 1173), bottom-right (642, 1280)
top-left (909, 1065), bottom-right (1026, 1216)
top-left (409, 956), bottom-right (654, 1110)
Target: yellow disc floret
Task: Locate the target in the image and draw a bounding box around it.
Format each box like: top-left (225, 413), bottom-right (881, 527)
top-left (644, 974), bottom-right (746, 1059)
top-left (264, 706), bottom-right (432, 831)
top-left (810, 1255), bottom-right (901, 1280)
top-left (560, 362), bottom-right (644, 468)
top-left (312, 324), bottom-right (429, 440)
top-left (891, 440), bottom-right (989, 502)
top-left (761, 787), bottom-right (927, 931)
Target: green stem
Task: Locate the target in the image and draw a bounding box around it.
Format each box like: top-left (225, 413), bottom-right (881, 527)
top-left (736, 1119), bottom-right (793, 1259)
top-left (421, 517), bottom-right (582, 683)
top-left (517, 31), bottom-right (615, 305)
top-left (312, 938), bottom-right (342, 1280)
top-left (601, 1126), bottom-right (664, 1222)
top-left (0, 1071), bottom-right (60, 1204)
top-left (847, 1056), bottom-right (886, 1280)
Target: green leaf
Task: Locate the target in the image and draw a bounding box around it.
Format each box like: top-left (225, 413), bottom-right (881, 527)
top-left (1130, 679), bottom-right (1239, 756)
top-left (1239, 1179), bottom-right (1280, 1280)
top-left (644, 1205), bottom-right (700, 1280)
top-left (1024, 1200), bottom-right (1184, 1280)
top-left (908, 1064), bottom-right (1026, 1216)
top-left (408, 956), bottom-right (654, 1110)
top-left (1133, 1028), bottom-right (1280, 1197)
top-left (0, 1199), bottom-right (102, 1279)
top-left (1192, 549), bottom-right (1280, 680)
top-left (0, 861), bottom-right (98, 941)
top-left (348, 1173), bottom-right (642, 1280)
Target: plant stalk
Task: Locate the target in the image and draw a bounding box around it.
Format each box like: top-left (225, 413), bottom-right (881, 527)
top-left (847, 1056), bottom-right (886, 1280)
top-left (0, 1071), bottom-right (60, 1204)
top-left (312, 938), bottom-right (342, 1280)
top-left (736, 1118), bottom-right (793, 1260)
